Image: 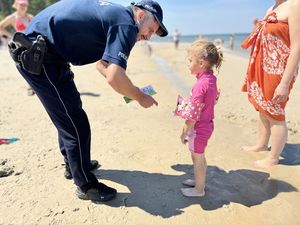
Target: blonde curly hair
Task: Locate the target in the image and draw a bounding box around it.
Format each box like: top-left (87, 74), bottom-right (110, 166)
top-left (187, 38), bottom-right (223, 73)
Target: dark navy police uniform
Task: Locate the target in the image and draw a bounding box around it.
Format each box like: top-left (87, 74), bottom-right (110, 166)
top-left (18, 0), bottom-right (138, 191)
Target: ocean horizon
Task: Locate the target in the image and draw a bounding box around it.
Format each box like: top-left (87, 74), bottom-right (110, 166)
top-left (151, 33), bottom-right (251, 58)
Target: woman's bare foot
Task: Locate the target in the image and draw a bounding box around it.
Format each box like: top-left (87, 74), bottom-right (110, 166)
top-left (252, 158), bottom-right (278, 169)
top-left (181, 187), bottom-right (205, 197)
top-left (242, 145), bottom-right (269, 152)
top-left (182, 179), bottom-right (195, 187)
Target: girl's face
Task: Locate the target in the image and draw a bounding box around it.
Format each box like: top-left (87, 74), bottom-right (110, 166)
top-left (187, 55), bottom-right (205, 75)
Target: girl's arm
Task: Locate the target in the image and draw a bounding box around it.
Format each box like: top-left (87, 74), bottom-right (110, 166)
top-left (180, 120), bottom-right (196, 144)
top-left (273, 0), bottom-right (300, 103)
top-left (0, 14), bottom-right (15, 38)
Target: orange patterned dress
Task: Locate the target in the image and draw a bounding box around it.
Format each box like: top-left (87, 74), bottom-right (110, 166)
top-left (241, 12), bottom-right (296, 121)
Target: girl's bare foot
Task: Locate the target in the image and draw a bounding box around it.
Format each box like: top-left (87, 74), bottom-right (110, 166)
top-left (242, 145), bottom-right (269, 152)
top-left (181, 187), bottom-right (205, 197)
top-left (182, 179), bottom-right (195, 187)
top-left (252, 158), bottom-right (278, 169)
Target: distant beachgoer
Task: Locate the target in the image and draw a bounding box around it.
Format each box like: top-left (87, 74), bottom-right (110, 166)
top-left (229, 34), bottom-right (234, 50)
top-left (197, 34), bottom-right (203, 40)
top-left (141, 40), bottom-right (152, 56)
top-left (174, 38), bottom-right (223, 197)
top-left (0, 0), bottom-right (35, 96)
top-left (172, 28), bottom-right (181, 49)
top-left (146, 42), bottom-right (152, 55)
top-left (0, 34), bottom-right (10, 49)
top-left (0, 0), bottom-right (32, 43)
top-left (241, 0), bottom-right (300, 168)
top-left (213, 38), bottom-right (224, 48)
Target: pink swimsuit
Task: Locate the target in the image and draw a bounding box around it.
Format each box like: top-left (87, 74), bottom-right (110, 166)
top-left (175, 70), bottom-right (218, 153)
top-left (15, 16), bottom-right (31, 32)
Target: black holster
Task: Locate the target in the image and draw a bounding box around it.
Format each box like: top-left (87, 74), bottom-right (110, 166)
top-left (8, 32), bottom-right (47, 75)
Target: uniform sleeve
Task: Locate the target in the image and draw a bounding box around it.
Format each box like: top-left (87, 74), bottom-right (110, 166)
top-left (102, 24), bottom-right (137, 69)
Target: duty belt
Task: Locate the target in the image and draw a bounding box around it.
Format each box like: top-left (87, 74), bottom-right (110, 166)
top-left (8, 32), bottom-right (67, 75)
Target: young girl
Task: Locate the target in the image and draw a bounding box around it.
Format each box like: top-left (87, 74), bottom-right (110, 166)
top-left (174, 38), bottom-right (223, 197)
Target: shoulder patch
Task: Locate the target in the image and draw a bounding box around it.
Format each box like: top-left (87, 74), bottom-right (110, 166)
top-left (118, 51), bottom-right (128, 61)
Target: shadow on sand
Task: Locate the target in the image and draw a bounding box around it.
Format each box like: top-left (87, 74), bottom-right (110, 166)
top-left (94, 164), bottom-right (297, 218)
top-left (280, 143), bottom-right (300, 166)
top-left (80, 92), bottom-right (100, 97)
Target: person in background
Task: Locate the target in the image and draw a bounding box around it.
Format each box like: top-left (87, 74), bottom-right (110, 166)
top-left (228, 34), bottom-right (235, 51)
top-left (241, 0), bottom-right (300, 168)
top-left (12, 0), bottom-right (168, 202)
top-left (0, 0), bottom-right (35, 96)
top-left (141, 40), bottom-right (152, 56)
top-left (213, 38), bottom-right (224, 49)
top-left (172, 28), bottom-right (181, 50)
top-left (174, 38), bottom-right (223, 197)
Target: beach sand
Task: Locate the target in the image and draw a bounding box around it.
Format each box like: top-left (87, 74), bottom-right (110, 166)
top-left (0, 42), bottom-right (300, 225)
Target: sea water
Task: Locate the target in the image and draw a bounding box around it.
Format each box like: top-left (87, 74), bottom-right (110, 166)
top-left (149, 33), bottom-right (252, 94)
top-left (151, 33), bottom-right (251, 58)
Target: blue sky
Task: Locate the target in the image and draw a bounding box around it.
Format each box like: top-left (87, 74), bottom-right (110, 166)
top-left (111, 0), bottom-right (274, 35)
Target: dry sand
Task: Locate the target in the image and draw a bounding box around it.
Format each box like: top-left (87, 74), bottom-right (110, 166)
top-left (0, 42), bottom-right (300, 225)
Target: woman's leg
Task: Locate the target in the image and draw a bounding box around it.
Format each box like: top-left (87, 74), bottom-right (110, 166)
top-left (253, 118), bottom-right (287, 168)
top-left (243, 112), bottom-right (271, 151)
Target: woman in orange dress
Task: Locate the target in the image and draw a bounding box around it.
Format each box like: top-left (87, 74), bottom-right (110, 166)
top-left (241, 0), bottom-right (300, 168)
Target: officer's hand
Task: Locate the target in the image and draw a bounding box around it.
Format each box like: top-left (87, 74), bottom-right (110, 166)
top-left (137, 93), bottom-right (158, 108)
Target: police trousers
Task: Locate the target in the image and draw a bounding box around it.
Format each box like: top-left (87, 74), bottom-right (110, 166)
top-left (17, 62), bottom-right (98, 191)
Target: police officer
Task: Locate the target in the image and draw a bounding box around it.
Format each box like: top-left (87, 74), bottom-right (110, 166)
top-left (15, 0), bottom-right (168, 202)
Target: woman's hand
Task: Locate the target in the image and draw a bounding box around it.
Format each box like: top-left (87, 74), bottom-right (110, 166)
top-left (273, 83), bottom-right (289, 103)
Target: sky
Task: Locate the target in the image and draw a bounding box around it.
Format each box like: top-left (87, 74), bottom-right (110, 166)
top-left (110, 0), bottom-right (274, 35)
